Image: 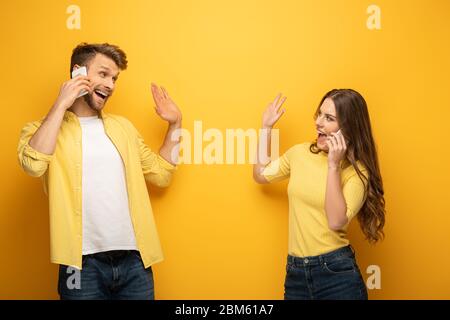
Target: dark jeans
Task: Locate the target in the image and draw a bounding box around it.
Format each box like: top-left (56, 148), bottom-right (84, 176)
top-left (284, 245), bottom-right (368, 300)
top-left (58, 250), bottom-right (154, 300)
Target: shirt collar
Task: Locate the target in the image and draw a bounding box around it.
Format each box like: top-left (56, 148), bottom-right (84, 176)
top-left (63, 109), bottom-right (109, 122)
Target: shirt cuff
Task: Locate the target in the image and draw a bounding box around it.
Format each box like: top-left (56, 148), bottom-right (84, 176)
top-left (261, 160), bottom-right (280, 182)
top-left (157, 154), bottom-right (177, 171)
top-left (23, 142), bottom-right (54, 162)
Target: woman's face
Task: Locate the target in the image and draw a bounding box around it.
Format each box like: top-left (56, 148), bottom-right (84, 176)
top-left (315, 98), bottom-right (340, 151)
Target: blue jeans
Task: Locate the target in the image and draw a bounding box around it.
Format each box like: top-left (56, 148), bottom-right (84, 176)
top-left (58, 250), bottom-right (154, 300)
top-left (284, 245), bottom-right (368, 300)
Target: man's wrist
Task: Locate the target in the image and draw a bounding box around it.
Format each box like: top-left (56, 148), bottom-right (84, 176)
top-left (47, 103), bottom-right (67, 120)
top-left (52, 101), bottom-right (69, 113)
top-left (169, 119), bottom-right (182, 128)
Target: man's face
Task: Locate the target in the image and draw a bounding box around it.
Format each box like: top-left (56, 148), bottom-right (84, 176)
top-left (75, 53), bottom-right (120, 111)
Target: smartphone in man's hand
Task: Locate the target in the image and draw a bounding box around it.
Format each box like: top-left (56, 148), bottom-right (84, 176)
top-left (71, 66), bottom-right (88, 98)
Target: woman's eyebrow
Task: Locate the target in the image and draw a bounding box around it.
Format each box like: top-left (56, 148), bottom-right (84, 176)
top-left (319, 109), bottom-right (336, 118)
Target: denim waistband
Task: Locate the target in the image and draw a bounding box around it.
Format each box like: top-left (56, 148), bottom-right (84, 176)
top-left (84, 250), bottom-right (136, 260)
top-left (287, 245), bottom-right (356, 267)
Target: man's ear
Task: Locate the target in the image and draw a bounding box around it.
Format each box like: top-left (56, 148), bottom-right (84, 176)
top-left (72, 64), bottom-right (81, 72)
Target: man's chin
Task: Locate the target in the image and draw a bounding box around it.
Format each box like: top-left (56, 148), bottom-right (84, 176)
top-left (84, 95), bottom-right (107, 112)
top-left (91, 104), bottom-right (105, 112)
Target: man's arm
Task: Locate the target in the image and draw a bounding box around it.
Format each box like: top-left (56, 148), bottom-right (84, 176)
top-left (29, 75), bottom-right (92, 155)
top-left (28, 106), bottom-right (66, 155)
top-left (159, 120), bottom-right (182, 165)
top-left (150, 83), bottom-right (182, 165)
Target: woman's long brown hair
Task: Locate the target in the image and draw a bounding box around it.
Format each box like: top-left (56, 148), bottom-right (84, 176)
top-left (310, 89), bottom-right (385, 243)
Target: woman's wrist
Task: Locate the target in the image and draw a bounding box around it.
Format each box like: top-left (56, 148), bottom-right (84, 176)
top-left (328, 164), bottom-right (341, 171)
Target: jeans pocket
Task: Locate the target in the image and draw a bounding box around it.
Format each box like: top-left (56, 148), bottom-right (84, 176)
top-left (323, 258), bottom-right (356, 274)
top-left (131, 250), bottom-right (142, 260)
top-left (57, 265), bottom-right (65, 295)
top-left (145, 266), bottom-right (153, 275)
top-left (58, 264), bottom-right (83, 296)
top-left (286, 260), bottom-right (295, 274)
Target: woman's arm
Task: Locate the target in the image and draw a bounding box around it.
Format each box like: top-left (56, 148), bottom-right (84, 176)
top-left (325, 131), bottom-right (349, 230)
top-left (253, 94), bottom-right (286, 184)
top-left (253, 126), bottom-right (272, 184)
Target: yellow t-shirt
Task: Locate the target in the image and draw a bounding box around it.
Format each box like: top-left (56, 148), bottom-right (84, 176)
top-left (262, 142), bottom-right (367, 258)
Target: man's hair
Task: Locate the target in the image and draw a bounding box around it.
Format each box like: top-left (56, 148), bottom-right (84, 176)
top-left (70, 42), bottom-right (128, 75)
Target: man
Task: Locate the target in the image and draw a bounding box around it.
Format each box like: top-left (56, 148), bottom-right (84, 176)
top-left (17, 43), bottom-right (182, 300)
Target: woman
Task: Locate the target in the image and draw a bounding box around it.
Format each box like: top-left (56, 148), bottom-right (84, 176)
top-left (253, 89), bottom-right (385, 300)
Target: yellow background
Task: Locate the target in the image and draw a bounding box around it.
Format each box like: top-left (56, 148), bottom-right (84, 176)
top-left (1, 0), bottom-right (449, 299)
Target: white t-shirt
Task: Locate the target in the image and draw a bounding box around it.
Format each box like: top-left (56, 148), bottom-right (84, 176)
top-left (78, 116), bottom-right (137, 255)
